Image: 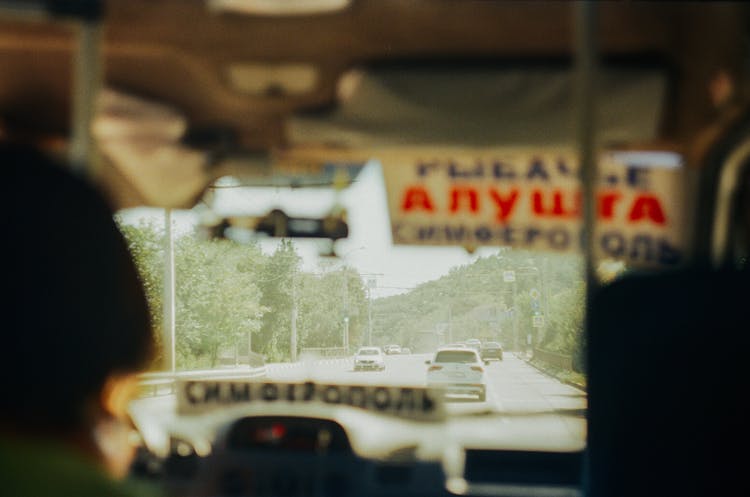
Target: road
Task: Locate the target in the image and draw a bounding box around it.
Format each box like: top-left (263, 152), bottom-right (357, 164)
top-left (266, 352), bottom-right (586, 450)
top-left (131, 352), bottom-right (586, 456)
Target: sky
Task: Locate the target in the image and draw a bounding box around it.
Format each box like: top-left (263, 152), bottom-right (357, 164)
top-left (119, 161), bottom-right (502, 299)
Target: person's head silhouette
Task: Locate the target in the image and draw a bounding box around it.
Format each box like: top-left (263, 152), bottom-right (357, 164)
top-left (0, 142), bottom-right (156, 486)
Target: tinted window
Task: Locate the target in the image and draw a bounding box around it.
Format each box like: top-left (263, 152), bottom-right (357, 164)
top-left (435, 350), bottom-right (479, 363)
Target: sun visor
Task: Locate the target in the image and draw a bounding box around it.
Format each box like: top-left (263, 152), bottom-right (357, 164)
top-left (287, 65), bottom-right (667, 148)
top-left (285, 65), bottom-right (686, 270)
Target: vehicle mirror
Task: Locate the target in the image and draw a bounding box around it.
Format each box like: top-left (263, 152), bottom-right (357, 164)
top-left (484, 360), bottom-right (490, 366)
top-left (425, 360), bottom-right (431, 365)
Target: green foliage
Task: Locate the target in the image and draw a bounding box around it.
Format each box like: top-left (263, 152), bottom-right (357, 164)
top-left (371, 250), bottom-right (585, 363)
top-left (174, 236), bottom-right (266, 368)
top-left (120, 216), bottom-right (584, 370)
top-left (254, 239), bottom-right (300, 361)
top-left (297, 267), bottom-right (367, 350)
top-left (543, 282), bottom-right (585, 355)
top-left (116, 217), bottom-right (164, 368)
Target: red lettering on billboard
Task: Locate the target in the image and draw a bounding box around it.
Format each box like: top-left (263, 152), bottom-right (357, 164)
top-left (531, 190), bottom-right (579, 218)
top-left (401, 187), bottom-right (435, 212)
top-left (598, 191), bottom-right (622, 220)
top-left (628, 195), bottom-right (666, 225)
top-left (449, 187), bottom-right (480, 213)
top-left (488, 189), bottom-right (519, 222)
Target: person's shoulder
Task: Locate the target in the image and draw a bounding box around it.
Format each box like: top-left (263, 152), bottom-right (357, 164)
top-left (595, 263), bottom-right (750, 302)
top-left (117, 477), bottom-right (164, 497)
top-left (0, 437), bottom-right (163, 497)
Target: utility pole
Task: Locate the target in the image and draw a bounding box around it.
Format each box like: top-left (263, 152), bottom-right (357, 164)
top-left (163, 209), bottom-right (175, 372)
top-left (367, 283), bottom-right (373, 346)
top-left (513, 278), bottom-right (519, 353)
top-left (541, 259), bottom-right (551, 349)
top-left (246, 317), bottom-right (254, 366)
top-left (343, 271), bottom-right (349, 352)
top-left (361, 274), bottom-right (383, 346)
top-left (291, 269), bottom-right (298, 362)
top-left (447, 305), bottom-right (453, 344)
top-left (502, 268), bottom-right (519, 352)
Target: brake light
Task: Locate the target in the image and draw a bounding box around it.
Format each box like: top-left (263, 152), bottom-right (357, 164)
top-left (428, 365), bottom-right (443, 371)
top-left (470, 366), bottom-right (484, 372)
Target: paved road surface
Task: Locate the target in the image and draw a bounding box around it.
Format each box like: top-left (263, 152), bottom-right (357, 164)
top-left (131, 352), bottom-right (585, 456)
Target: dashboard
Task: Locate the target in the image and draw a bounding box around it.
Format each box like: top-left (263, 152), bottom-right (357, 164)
top-left (134, 414), bottom-right (583, 497)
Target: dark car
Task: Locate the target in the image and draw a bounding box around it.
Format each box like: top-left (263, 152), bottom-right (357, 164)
top-left (481, 341), bottom-right (504, 361)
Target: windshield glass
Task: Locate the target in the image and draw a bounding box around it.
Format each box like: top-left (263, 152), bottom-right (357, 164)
top-left (357, 349), bottom-right (380, 356)
top-left (434, 351), bottom-right (480, 364)
top-left (108, 6), bottom-right (687, 458)
top-left (5, 2), bottom-right (749, 495)
top-left (121, 199), bottom-right (590, 452)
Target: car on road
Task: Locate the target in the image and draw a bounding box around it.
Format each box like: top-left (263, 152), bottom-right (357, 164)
top-left (425, 347), bottom-right (488, 401)
top-left (481, 341), bottom-right (504, 361)
top-left (465, 338), bottom-right (482, 352)
top-left (354, 347), bottom-right (385, 371)
top-left (442, 343), bottom-right (468, 349)
top-left (384, 344), bottom-right (402, 355)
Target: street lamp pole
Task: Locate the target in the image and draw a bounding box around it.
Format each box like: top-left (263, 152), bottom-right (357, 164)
top-left (343, 273), bottom-right (349, 352)
top-left (163, 208), bottom-right (176, 372)
top-left (360, 274), bottom-right (383, 346)
top-left (368, 285), bottom-right (372, 346)
top-left (518, 264), bottom-right (544, 356)
top-left (336, 246), bottom-right (364, 353)
top-left (291, 268), bottom-right (298, 362)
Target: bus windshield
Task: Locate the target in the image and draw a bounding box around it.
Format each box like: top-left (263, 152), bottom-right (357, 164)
top-left (5, 3), bottom-right (747, 496)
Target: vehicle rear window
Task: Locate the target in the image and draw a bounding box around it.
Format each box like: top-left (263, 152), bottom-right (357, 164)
top-left (435, 351), bottom-right (478, 363)
top-left (484, 342), bottom-right (501, 348)
top-left (358, 349), bottom-right (380, 355)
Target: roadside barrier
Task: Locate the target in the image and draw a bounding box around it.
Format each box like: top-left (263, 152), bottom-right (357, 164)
top-left (138, 365), bottom-right (267, 397)
top-left (299, 347), bottom-right (350, 358)
top-left (532, 348), bottom-right (573, 370)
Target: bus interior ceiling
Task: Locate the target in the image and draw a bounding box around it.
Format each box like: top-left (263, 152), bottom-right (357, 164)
top-left (3, 3), bottom-right (750, 497)
top-left (0, 1), bottom-right (747, 162)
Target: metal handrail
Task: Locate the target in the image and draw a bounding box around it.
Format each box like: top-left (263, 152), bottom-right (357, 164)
top-left (300, 347), bottom-right (350, 357)
top-left (138, 365), bottom-right (268, 397)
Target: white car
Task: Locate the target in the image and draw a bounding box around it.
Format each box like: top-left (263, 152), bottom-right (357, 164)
top-left (465, 338), bottom-right (482, 352)
top-left (384, 344), bottom-right (402, 355)
top-left (353, 347), bottom-right (385, 371)
top-left (425, 347), bottom-right (488, 401)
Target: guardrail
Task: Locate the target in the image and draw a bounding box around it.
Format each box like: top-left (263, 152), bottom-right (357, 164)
top-left (532, 348), bottom-right (573, 370)
top-left (138, 365), bottom-right (268, 397)
top-left (299, 347), bottom-right (350, 358)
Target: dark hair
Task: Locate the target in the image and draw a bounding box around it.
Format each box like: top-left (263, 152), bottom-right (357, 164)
top-left (0, 143), bottom-right (154, 430)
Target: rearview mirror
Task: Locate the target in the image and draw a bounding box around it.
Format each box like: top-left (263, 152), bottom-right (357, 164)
top-left (425, 360), bottom-right (431, 365)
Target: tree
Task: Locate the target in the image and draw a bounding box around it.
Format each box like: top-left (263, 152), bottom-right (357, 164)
top-left (255, 239), bottom-right (301, 361)
top-left (173, 235), bottom-right (267, 368)
top-left (544, 282), bottom-right (585, 355)
top-left (117, 218), bottom-right (164, 368)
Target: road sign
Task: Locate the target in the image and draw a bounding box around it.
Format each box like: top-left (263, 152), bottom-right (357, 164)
top-left (532, 315), bottom-right (544, 328)
top-left (503, 270), bottom-right (516, 282)
top-left (529, 288), bottom-right (541, 300)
